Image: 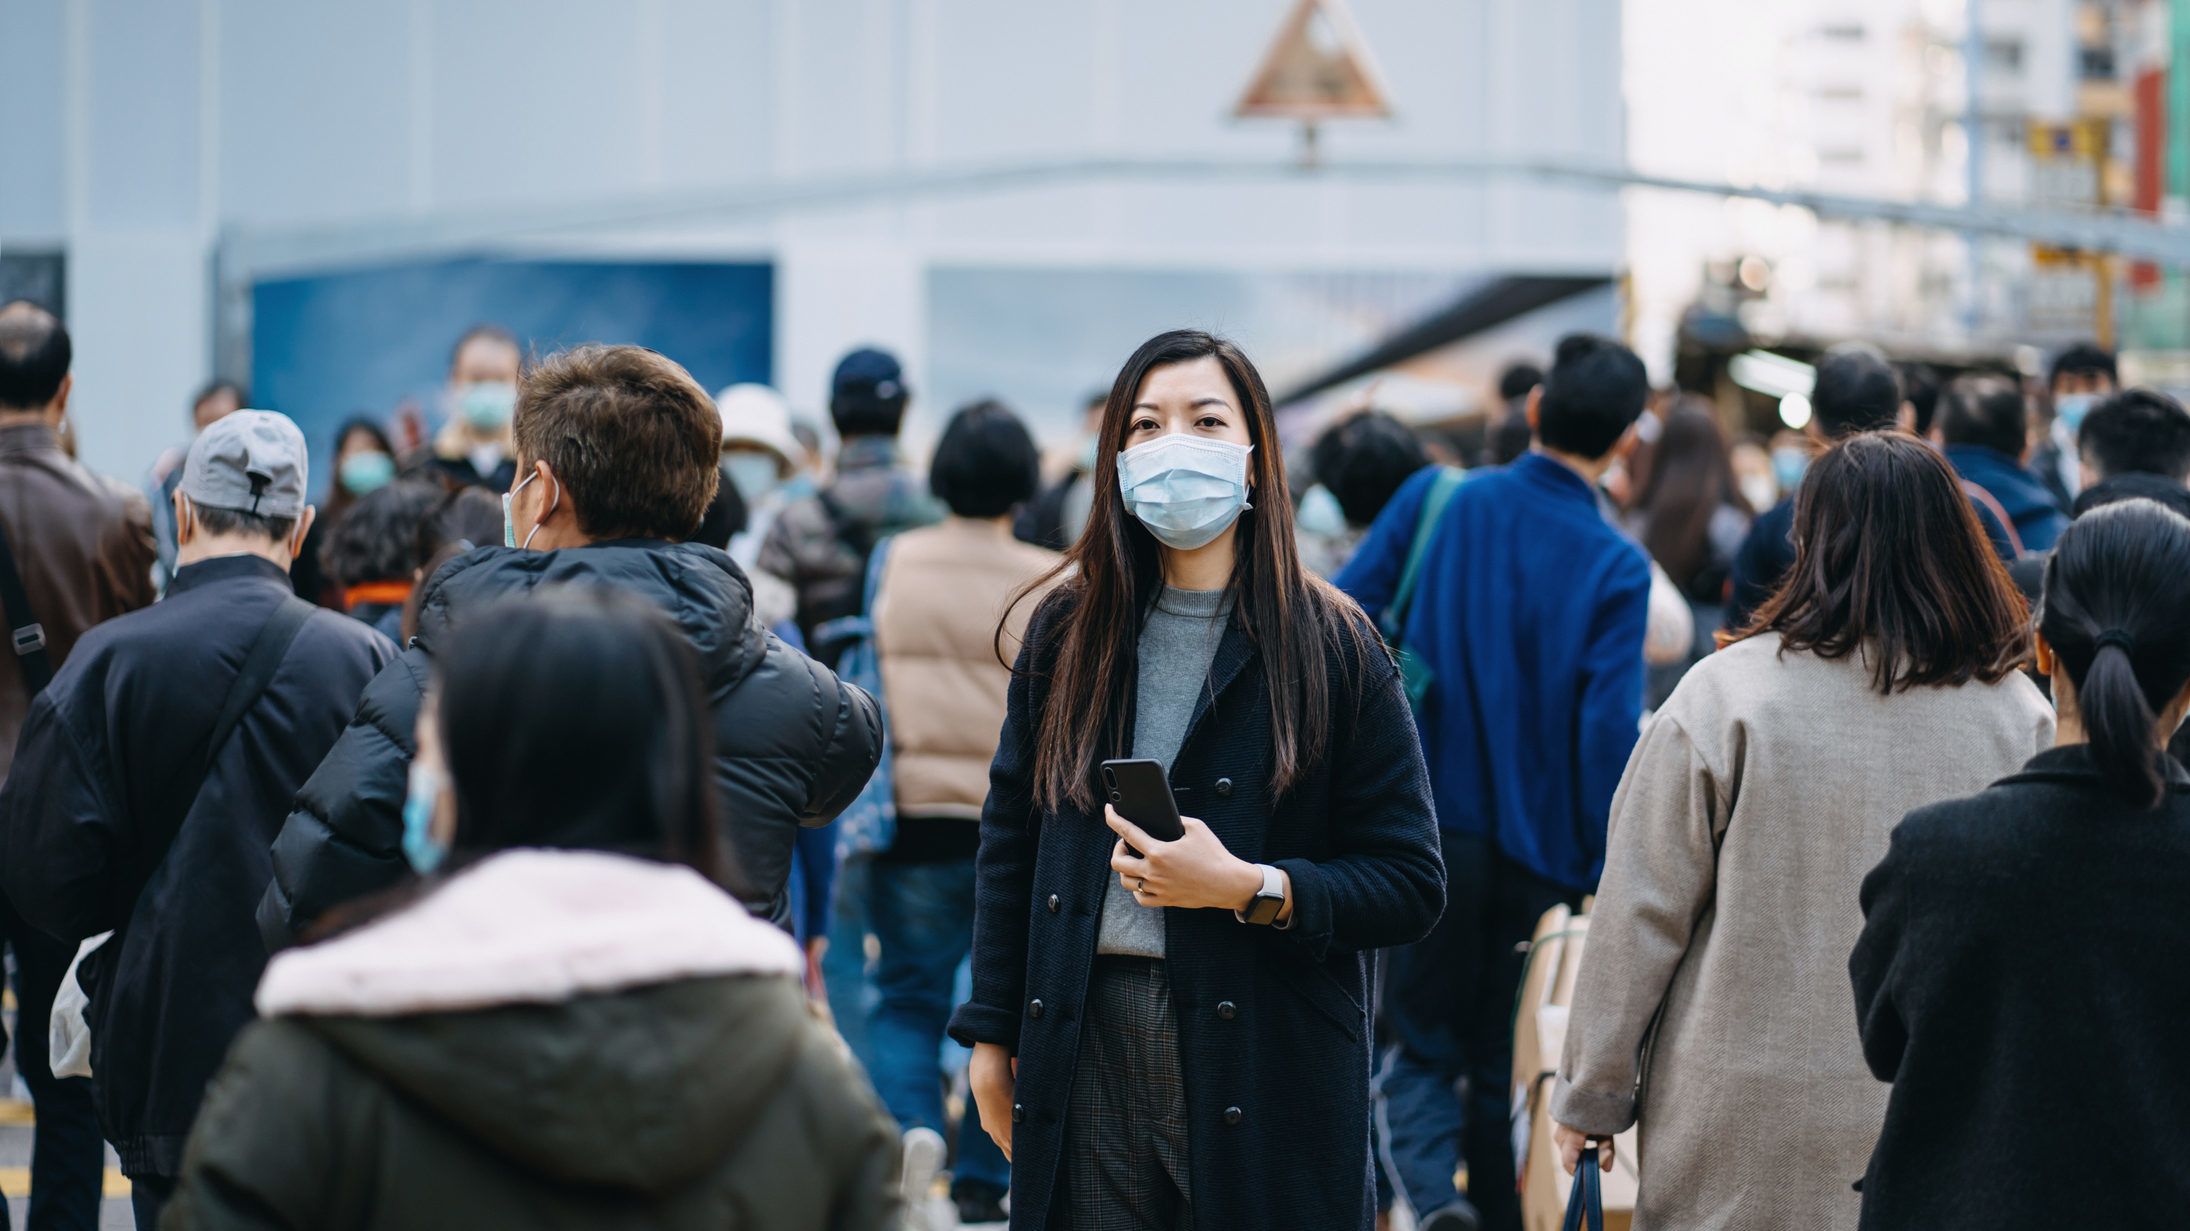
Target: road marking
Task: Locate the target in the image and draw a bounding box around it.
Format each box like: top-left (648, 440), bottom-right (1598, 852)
top-left (0, 1166), bottom-right (131, 1197)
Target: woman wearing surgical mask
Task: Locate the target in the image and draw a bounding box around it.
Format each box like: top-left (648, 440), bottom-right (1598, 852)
top-left (163, 589), bottom-right (900, 1230)
top-left (953, 330), bottom-right (1445, 1230)
top-left (293, 417), bottom-right (399, 607)
top-left (418, 324), bottom-right (523, 493)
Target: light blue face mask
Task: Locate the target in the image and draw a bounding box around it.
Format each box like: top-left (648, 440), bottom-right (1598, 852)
top-left (402, 763), bottom-right (448, 875)
top-left (501, 470), bottom-right (557, 550)
top-left (339, 451), bottom-right (396, 498)
top-left (2054, 393), bottom-right (2096, 434)
top-left (459, 381), bottom-right (518, 431)
top-left (1117, 434), bottom-right (1254, 551)
top-left (1771, 446), bottom-right (1809, 496)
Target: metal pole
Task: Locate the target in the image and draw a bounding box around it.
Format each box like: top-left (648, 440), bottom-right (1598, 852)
top-left (1964, 0), bottom-right (1986, 338)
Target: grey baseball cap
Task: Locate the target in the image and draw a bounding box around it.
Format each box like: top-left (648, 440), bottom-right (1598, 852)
top-left (181, 409), bottom-right (309, 520)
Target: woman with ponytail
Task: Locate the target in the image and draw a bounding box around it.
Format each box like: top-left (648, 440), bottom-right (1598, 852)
top-left (1852, 496), bottom-right (2190, 1229)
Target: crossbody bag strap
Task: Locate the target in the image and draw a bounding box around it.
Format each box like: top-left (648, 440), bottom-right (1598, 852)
top-left (0, 515), bottom-right (55, 696)
top-left (1383, 466), bottom-right (1466, 645)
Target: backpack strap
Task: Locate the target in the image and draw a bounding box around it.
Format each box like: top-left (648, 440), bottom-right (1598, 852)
top-left (1383, 466), bottom-right (1467, 646)
top-left (0, 516), bottom-right (54, 697)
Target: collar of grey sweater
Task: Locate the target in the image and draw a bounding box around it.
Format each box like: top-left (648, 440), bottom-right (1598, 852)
top-left (1152, 584), bottom-right (1229, 619)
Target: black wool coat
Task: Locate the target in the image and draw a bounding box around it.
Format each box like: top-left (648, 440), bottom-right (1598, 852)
top-left (1851, 746), bottom-right (2190, 1229)
top-left (948, 588), bottom-right (1446, 1231)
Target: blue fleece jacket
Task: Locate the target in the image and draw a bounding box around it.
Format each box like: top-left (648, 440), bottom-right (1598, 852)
top-left (1945, 443), bottom-right (2070, 553)
top-left (1337, 454), bottom-right (1650, 892)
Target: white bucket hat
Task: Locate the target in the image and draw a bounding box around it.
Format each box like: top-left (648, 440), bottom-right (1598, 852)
top-left (714, 384), bottom-right (807, 471)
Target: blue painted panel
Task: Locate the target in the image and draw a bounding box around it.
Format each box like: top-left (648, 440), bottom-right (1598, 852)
top-left (251, 257), bottom-right (773, 491)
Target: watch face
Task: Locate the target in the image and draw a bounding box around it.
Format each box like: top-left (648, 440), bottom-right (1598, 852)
top-left (1245, 894), bottom-right (1284, 927)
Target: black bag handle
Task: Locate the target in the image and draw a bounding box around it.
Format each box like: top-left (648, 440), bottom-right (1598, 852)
top-left (0, 516), bottom-right (54, 697)
top-left (1561, 1142), bottom-right (1606, 1231)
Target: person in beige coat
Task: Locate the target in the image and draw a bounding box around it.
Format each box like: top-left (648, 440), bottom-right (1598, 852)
top-left (865, 399), bottom-right (1059, 1223)
top-left (1551, 433), bottom-right (2055, 1230)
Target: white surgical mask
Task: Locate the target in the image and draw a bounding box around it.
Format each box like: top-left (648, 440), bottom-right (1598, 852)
top-left (2054, 393), bottom-right (2096, 434)
top-left (459, 381), bottom-right (517, 431)
top-left (722, 452), bottom-right (784, 504)
top-left (1117, 434), bottom-right (1254, 551)
top-left (502, 470), bottom-right (558, 550)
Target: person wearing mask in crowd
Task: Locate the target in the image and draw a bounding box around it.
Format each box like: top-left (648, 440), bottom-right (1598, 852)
top-left (954, 329), bottom-right (1444, 1231)
top-left (317, 480), bottom-right (443, 642)
top-left (1728, 433), bottom-right (1778, 517)
top-left (760, 347), bottom-right (943, 664)
top-left (1850, 498), bottom-right (2190, 1229)
top-left (1725, 349), bottom-right (2018, 628)
top-left (1932, 374), bottom-right (2067, 554)
top-left (2029, 342), bottom-right (2118, 511)
top-left (1014, 390), bottom-right (1109, 551)
top-left (1626, 397), bottom-right (1752, 700)
top-left (0, 410), bottom-right (396, 1228)
top-left (0, 300), bottom-right (158, 1229)
top-left (413, 324), bottom-right (522, 493)
top-left (164, 589), bottom-right (900, 1231)
top-left (259, 344), bottom-right (882, 947)
top-left (1337, 334), bottom-right (1650, 1231)
top-left (867, 400), bottom-right (1055, 1225)
top-left (293, 417), bottom-right (398, 608)
top-left (147, 378), bottom-right (245, 591)
top-left (714, 382), bottom-right (807, 629)
top-left (1551, 432), bottom-right (2051, 1227)
top-left (2006, 389), bottom-right (2190, 604)
top-left (1296, 410), bottom-right (1431, 579)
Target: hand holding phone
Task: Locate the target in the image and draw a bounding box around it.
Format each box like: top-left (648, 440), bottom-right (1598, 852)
top-left (1100, 759), bottom-right (1186, 851)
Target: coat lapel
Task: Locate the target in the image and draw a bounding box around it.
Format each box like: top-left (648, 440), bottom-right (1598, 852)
top-left (1179, 615), bottom-right (1256, 758)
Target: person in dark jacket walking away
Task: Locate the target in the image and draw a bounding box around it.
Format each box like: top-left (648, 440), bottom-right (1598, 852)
top-left (0, 410), bottom-right (394, 1228)
top-left (258, 344), bottom-right (882, 945)
top-left (1336, 334), bottom-right (1651, 1231)
top-left (1852, 496), bottom-right (2190, 1229)
top-left (1931, 374), bottom-right (2068, 554)
top-left (0, 300), bottom-right (159, 1231)
top-left (167, 588), bottom-right (899, 1231)
top-left (954, 329), bottom-right (1446, 1231)
top-left (758, 346), bottom-right (943, 661)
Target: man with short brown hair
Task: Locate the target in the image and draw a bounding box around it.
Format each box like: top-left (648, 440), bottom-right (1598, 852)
top-left (260, 344), bottom-right (881, 947)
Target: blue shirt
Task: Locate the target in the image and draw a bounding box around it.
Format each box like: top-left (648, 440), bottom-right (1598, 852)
top-left (1337, 453), bottom-right (1651, 892)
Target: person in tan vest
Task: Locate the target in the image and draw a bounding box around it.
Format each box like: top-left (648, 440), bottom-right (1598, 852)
top-left (0, 298), bottom-right (157, 1228)
top-left (866, 399), bottom-right (1057, 1224)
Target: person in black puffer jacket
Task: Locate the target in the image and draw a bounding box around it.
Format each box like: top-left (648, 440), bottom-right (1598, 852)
top-left (257, 345), bottom-right (881, 948)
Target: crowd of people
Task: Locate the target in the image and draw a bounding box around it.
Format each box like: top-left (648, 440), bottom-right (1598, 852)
top-left (0, 287), bottom-right (2183, 1230)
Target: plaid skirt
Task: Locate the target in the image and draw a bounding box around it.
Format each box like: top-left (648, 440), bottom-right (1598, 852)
top-left (1062, 956), bottom-right (1194, 1230)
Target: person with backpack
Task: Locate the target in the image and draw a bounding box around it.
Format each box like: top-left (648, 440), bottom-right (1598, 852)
top-left (162, 589), bottom-right (900, 1231)
top-left (758, 347), bottom-right (943, 663)
top-left (0, 299), bottom-right (159, 1229)
top-left (0, 410), bottom-right (395, 1228)
top-left (1336, 334), bottom-right (1654, 1231)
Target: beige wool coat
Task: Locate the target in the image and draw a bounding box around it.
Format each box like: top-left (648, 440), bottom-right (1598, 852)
top-left (1552, 635), bottom-right (2053, 1230)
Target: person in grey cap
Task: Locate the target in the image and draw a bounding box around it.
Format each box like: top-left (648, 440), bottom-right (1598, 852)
top-left (0, 408), bottom-right (395, 1230)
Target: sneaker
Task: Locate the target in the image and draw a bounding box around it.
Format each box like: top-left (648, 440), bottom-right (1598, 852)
top-left (900, 1127), bottom-right (949, 1228)
top-left (1416, 1201), bottom-right (1482, 1231)
top-left (952, 1178), bottom-right (1008, 1227)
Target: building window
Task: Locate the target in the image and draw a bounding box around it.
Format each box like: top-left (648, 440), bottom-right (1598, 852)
top-left (1984, 38), bottom-right (2024, 72)
top-left (1818, 22), bottom-right (1865, 41)
top-left (1819, 147), bottom-right (1867, 169)
top-left (1817, 84), bottom-right (1865, 103)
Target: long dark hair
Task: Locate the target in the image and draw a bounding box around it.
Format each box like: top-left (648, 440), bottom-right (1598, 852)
top-left (1734, 431), bottom-right (2028, 693)
top-left (2039, 499), bottom-right (2190, 808)
top-left (1006, 329), bottom-right (1371, 814)
top-left (1635, 397), bottom-right (1748, 592)
top-left (436, 587), bottom-right (735, 890)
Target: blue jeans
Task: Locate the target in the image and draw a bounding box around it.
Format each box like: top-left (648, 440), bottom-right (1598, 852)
top-left (867, 857), bottom-right (1009, 1193)
top-left (823, 856), bottom-right (878, 1071)
top-left (1379, 830), bottom-right (1572, 1231)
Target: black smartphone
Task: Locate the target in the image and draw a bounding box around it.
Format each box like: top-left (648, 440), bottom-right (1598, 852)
top-left (1099, 758), bottom-right (1187, 848)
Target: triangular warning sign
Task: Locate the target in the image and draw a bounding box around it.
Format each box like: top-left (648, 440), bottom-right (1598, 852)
top-left (1234, 0), bottom-right (1393, 120)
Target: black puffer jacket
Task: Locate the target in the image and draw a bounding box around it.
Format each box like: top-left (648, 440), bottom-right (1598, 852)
top-left (256, 540), bottom-right (880, 947)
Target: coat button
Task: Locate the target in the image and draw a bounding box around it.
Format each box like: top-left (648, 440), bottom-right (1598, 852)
top-left (1216, 1001), bottom-right (1237, 1020)
top-left (1028, 999), bottom-right (1045, 1019)
top-left (1223, 1106), bottom-right (1244, 1126)
top-left (1215, 777), bottom-right (1234, 797)
top-left (1012, 1103), bottom-right (1025, 1124)
top-left (1047, 894), bottom-right (1061, 913)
